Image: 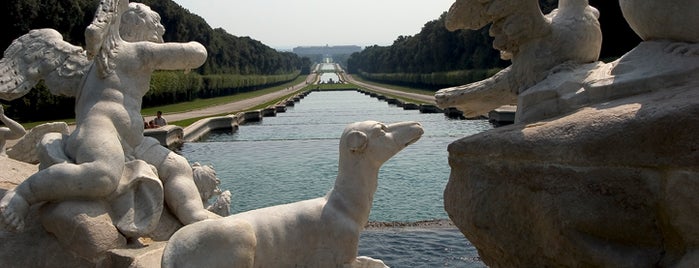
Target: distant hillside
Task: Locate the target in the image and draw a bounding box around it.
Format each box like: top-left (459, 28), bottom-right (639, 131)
top-left (0, 0), bottom-right (312, 122)
top-left (1, 0), bottom-right (310, 76)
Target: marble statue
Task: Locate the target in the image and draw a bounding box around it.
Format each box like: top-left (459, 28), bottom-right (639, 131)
top-left (192, 162), bottom-right (223, 204)
top-left (5, 122), bottom-right (70, 164)
top-left (440, 0), bottom-right (699, 267)
top-left (162, 121), bottom-right (424, 268)
top-left (192, 162), bottom-right (232, 216)
top-left (619, 0), bottom-right (699, 44)
top-left (0, 106), bottom-right (26, 157)
top-left (206, 190), bottom-right (232, 217)
top-left (434, 0), bottom-right (602, 117)
top-left (0, 0), bottom-right (218, 236)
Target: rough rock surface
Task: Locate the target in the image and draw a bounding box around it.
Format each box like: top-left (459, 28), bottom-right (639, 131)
top-left (0, 157), bottom-right (172, 267)
top-left (444, 83), bottom-right (699, 267)
top-left (0, 158), bottom-right (93, 267)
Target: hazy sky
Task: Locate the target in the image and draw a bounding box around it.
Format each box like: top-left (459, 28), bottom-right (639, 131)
top-left (170, 0), bottom-right (454, 49)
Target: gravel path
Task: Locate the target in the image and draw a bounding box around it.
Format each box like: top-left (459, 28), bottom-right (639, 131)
top-left (159, 74), bottom-right (316, 122)
top-left (343, 74), bottom-right (436, 105)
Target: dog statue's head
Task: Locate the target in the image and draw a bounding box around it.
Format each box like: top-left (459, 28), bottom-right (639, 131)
top-left (340, 121), bottom-right (423, 165)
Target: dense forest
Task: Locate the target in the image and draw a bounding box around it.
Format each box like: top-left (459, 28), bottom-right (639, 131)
top-left (1, 0), bottom-right (309, 76)
top-left (347, 0), bottom-right (641, 90)
top-left (0, 0), bottom-right (311, 121)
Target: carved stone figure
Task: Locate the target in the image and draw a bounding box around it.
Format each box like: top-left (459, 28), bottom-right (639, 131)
top-left (0, 106), bottom-right (26, 157)
top-left (0, 0), bottom-right (218, 237)
top-left (441, 0), bottom-right (699, 267)
top-left (434, 0), bottom-right (602, 117)
top-left (206, 190), bottom-right (232, 217)
top-left (6, 122), bottom-right (70, 164)
top-left (192, 162), bottom-right (223, 203)
top-left (619, 0), bottom-right (699, 43)
top-left (191, 162), bottom-right (231, 216)
top-left (162, 121), bottom-right (424, 268)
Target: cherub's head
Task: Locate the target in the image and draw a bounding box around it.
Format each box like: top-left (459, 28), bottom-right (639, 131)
top-left (120, 2), bottom-right (165, 43)
top-left (191, 162), bottom-right (222, 203)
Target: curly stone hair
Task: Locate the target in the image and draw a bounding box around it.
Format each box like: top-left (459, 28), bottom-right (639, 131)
top-left (120, 2), bottom-right (165, 43)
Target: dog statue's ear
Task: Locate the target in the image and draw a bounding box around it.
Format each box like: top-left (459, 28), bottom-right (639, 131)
top-left (346, 130), bottom-right (368, 153)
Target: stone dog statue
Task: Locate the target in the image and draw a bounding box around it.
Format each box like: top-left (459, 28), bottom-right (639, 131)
top-left (162, 121), bottom-right (424, 268)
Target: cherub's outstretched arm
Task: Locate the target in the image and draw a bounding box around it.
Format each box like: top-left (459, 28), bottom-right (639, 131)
top-left (0, 106), bottom-right (26, 140)
top-left (138, 42), bottom-right (208, 72)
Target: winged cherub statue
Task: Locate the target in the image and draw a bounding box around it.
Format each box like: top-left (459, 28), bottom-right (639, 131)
top-left (0, 0), bottom-right (219, 233)
top-left (435, 0), bottom-right (603, 117)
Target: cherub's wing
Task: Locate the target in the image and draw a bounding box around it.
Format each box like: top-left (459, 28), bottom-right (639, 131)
top-left (445, 0), bottom-right (551, 59)
top-left (0, 28), bottom-right (91, 101)
top-left (6, 122), bottom-right (71, 164)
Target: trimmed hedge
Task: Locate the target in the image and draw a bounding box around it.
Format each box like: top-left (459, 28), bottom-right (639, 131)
top-left (143, 70), bottom-right (301, 107)
top-left (2, 70), bottom-right (301, 122)
top-left (357, 69), bottom-right (501, 91)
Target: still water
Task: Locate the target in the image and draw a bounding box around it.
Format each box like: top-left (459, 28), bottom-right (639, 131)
top-left (180, 90), bottom-right (491, 267)
top-left (320, 72), bottom-right (340, 83)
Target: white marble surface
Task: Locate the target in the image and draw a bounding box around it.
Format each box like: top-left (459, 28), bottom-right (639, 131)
top-left (162, 121), bottom-right (423, 268)
top-left (436, 0), bottom-right (602, 117)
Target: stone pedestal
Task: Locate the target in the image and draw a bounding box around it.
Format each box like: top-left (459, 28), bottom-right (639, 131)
top-left (445, 84), bottom-right (699, 267)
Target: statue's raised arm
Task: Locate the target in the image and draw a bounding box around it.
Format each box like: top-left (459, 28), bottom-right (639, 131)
top-left (435, 0), bottom-right (602, 117)
top-left (118, 2), bottom-right (207, 72)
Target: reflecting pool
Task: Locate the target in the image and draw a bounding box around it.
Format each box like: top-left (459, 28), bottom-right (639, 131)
top-left (180, 90), bottom-right (491, 267)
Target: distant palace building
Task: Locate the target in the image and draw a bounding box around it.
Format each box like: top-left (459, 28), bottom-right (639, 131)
top-left (292, 45), bottom-right (362, 56)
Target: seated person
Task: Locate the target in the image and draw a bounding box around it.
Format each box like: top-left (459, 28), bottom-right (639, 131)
top-left (153, 111), bottom-right (167, 127)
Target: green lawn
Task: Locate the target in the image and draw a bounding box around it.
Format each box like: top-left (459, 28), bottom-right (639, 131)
top-left (168, 87), bottom-right (307, 127)
top-left (18, 76), bottom-right (309, 129)
top-left (141, 76), bottom-right (308, 116)
top-left (345, 75), bottom-right (437, 97)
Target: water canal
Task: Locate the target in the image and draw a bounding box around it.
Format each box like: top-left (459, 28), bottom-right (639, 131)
top-left (180, 90), bottom-right (491, 267)
top-left (319, 63), bottom-right (340, 83)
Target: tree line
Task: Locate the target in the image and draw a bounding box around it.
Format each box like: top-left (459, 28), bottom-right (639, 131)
top-left (347, 0), bottom-right (641, 91)
top-left (0, 0), bottom-right (312, 122)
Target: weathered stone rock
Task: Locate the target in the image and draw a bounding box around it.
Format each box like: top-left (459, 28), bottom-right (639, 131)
top-left (620, 0), bottom-right (699, 43)
top-left (105, 241), bottom-right (167, 268)
top-left (41, 201), bottom-right (127, 263)
top-left (0, 157), bottom-right (37, 191)
top-left (0, 207), bottom-right (95, 268)
top-left (444, 84), bottom-right (698, 267)
top-left (0, 159), bottom-right (92, 267)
